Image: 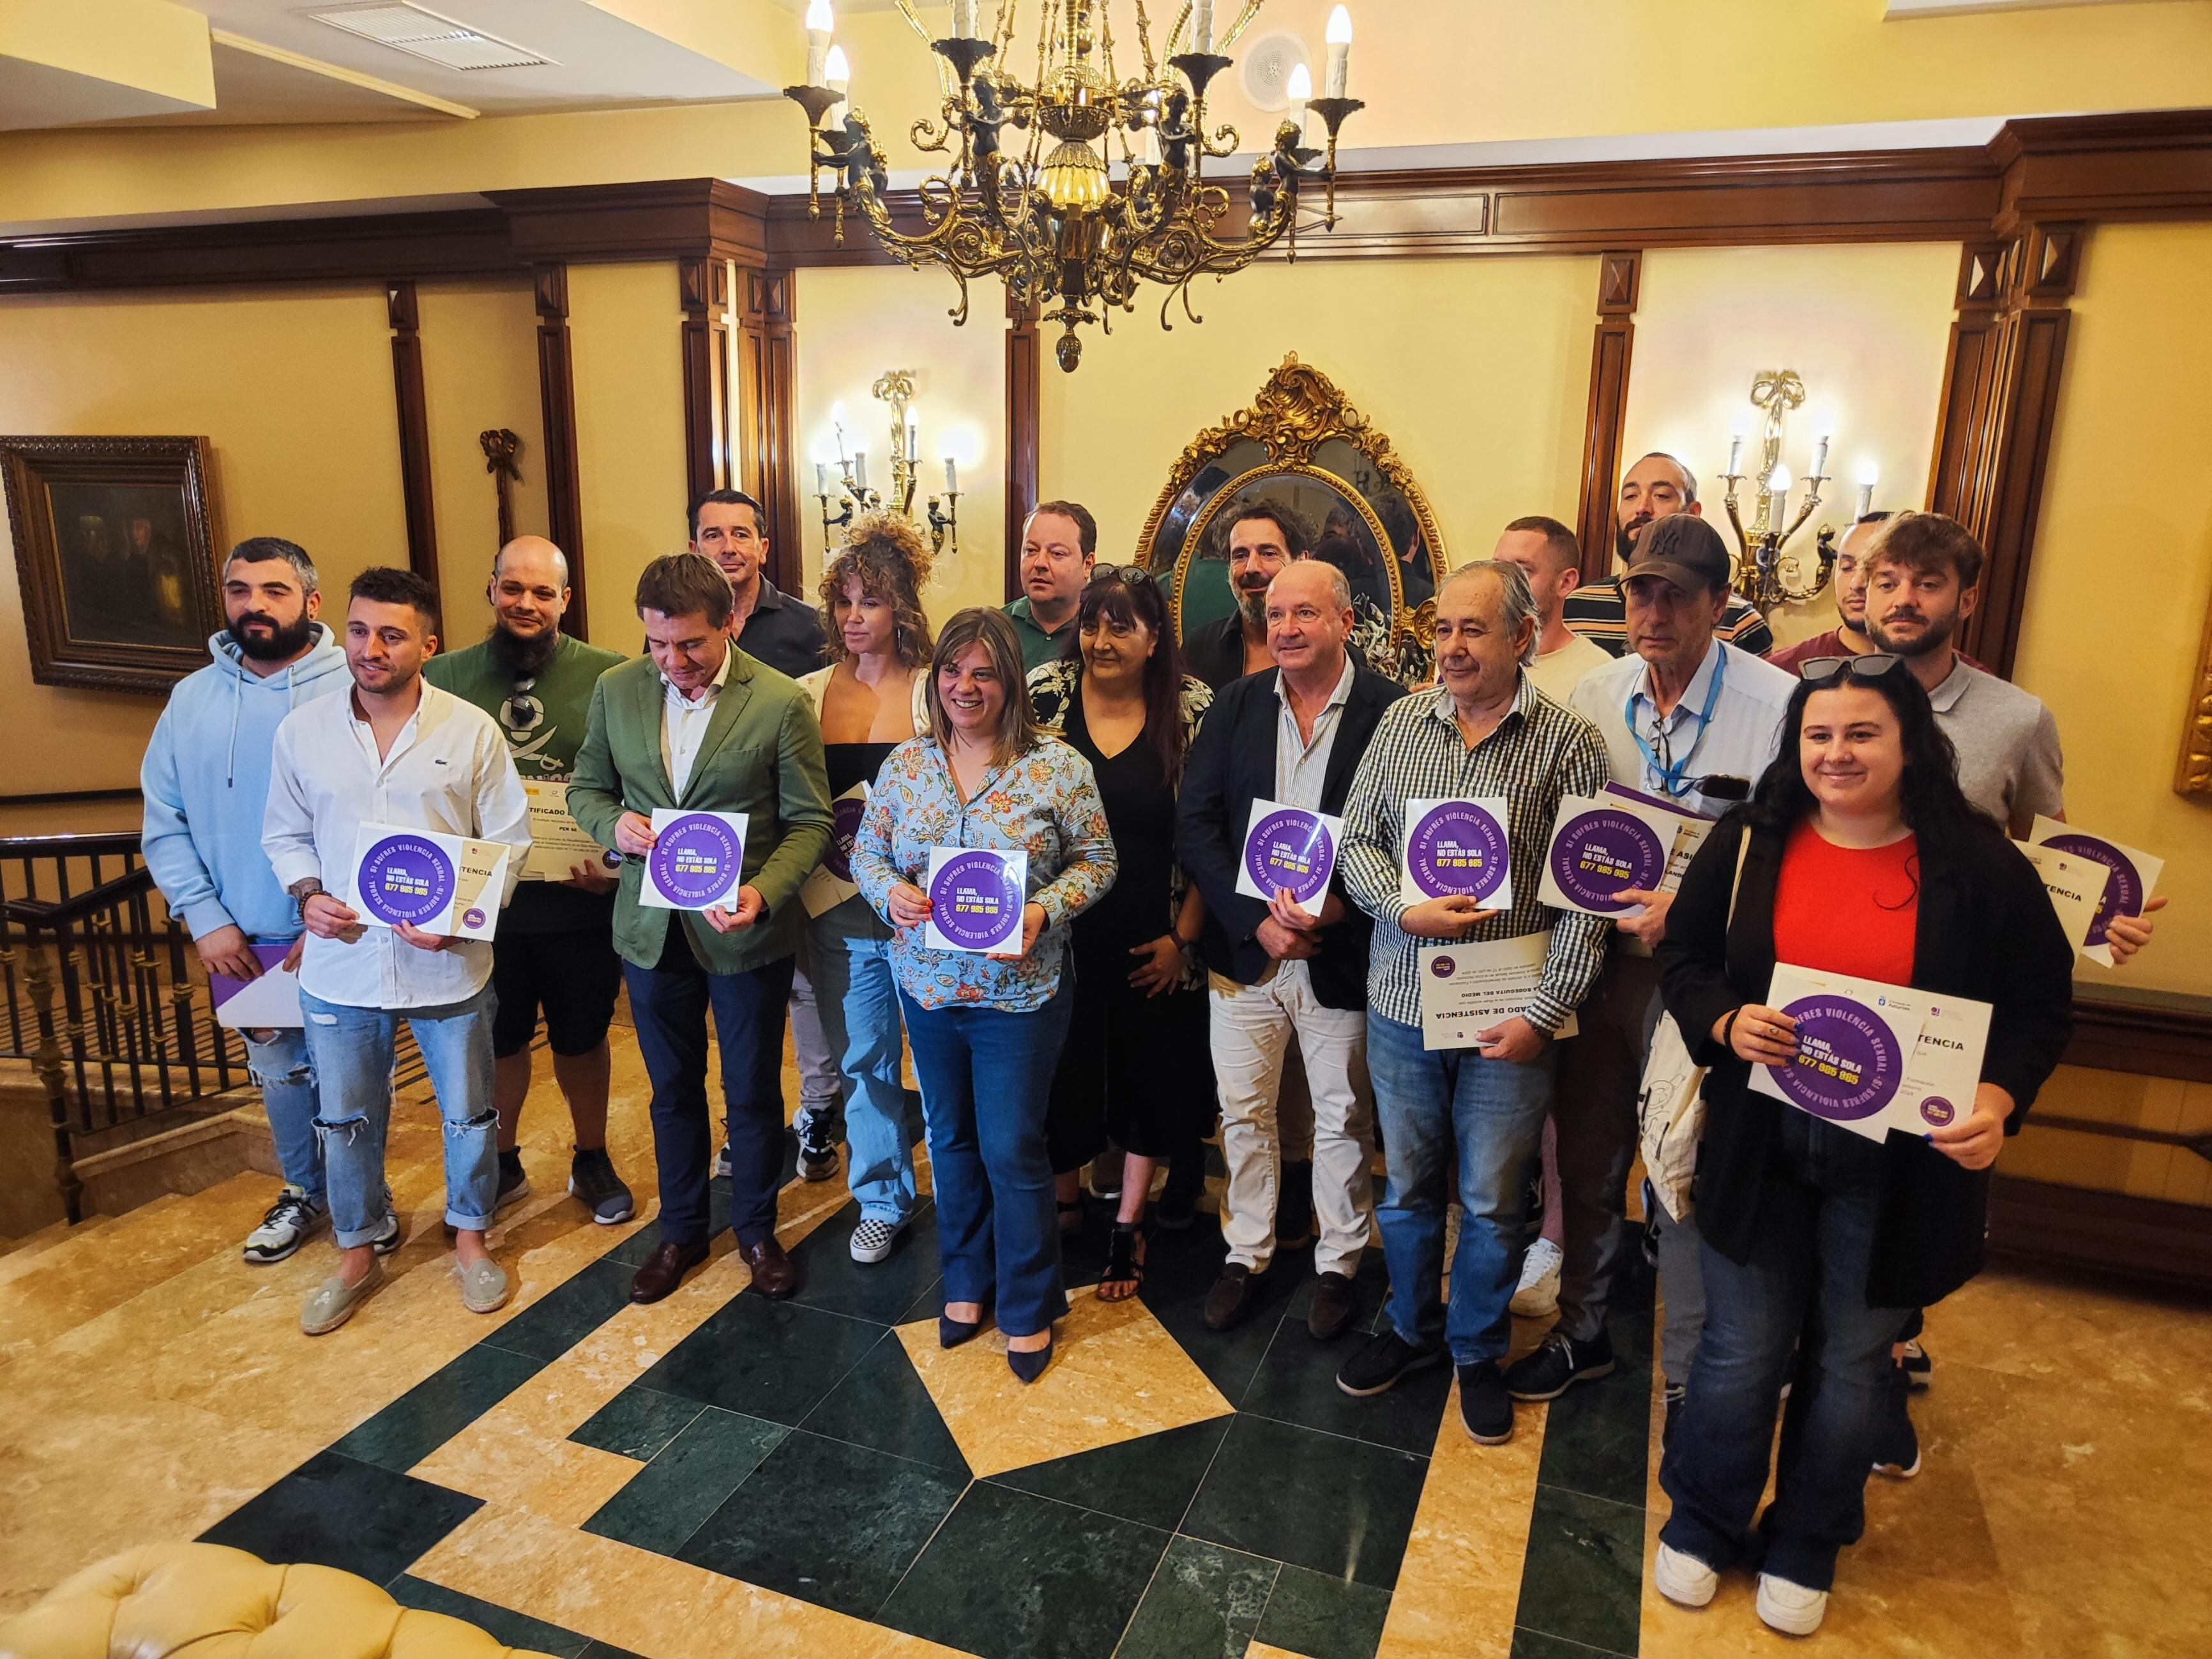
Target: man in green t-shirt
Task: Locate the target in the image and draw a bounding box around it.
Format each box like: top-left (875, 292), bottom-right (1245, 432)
top-left (423, 537), bottom-right (633, 1225)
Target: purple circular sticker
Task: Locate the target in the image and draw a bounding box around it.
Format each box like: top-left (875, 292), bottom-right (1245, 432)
top-left (1428, 953), bottom-right (1458, 980)
top-left (822, 794), bottom-right (868, 884)
top-left (929, 851), bottom-right (1024, 950)
top-left (461, 907), bottom-right (487, 931)
top-left (648, 813), bottom-right (745, 907)
top-left (1245, 808), bottom-right (1336, 907)
top-left (1920, 1096), bottom-right (1956, 1126)
top-left (1768, 994), bottom-right (1907, 1123)
top-left (1546, 808), bottom-right (1667, 913)
top-left (358, 834), bottom-right (455, 926)
top-left (1407, 801), bottom-right (1510, 903)
top-left (2041, 833), bottom-right (2140, 948)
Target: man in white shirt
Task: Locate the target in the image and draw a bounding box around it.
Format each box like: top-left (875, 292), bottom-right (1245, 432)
top-left (1506, 517), bottom-right (1794, 1424)
top-left (263, 567), bottom-right (532, 1336)
top-left (1495, 515), bottom-right (1610, 704)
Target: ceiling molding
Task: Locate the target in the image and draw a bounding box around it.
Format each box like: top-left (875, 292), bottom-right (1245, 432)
top-left (208, 28), bottom-right (479, 119)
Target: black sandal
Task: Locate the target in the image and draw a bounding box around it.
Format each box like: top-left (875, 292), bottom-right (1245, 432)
top-left (1096, 1221), bottom-right (1146, 1302)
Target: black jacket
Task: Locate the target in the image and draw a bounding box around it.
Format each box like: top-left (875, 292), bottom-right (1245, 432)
top-left (1176, 663), bottom-right (1404, 1008)
top-left (1656, 814), bottom-right (2076, 1309)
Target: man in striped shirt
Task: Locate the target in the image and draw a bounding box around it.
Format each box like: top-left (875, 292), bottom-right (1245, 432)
top-left (1562, 453), bottom-right (1774, 658)
top-left (1329, 561), bottom-right (1611, 1445)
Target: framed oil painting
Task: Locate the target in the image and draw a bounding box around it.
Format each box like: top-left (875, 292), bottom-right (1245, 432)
top-left (2, 436), bottom-right (223, 694)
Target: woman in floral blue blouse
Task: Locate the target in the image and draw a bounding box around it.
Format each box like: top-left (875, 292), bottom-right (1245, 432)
top-left (851, 607), bottom-right (1117, 1382)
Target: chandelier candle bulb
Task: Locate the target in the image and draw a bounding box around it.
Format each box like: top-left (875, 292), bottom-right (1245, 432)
top-left (805, 0), bottom-right (833, 86)
top-left (944, 455), bottom-right (958, 493)
top-left (950, 0), bottom-right (977, 40)
top-left (1285, 62), bottom-right (1311, 143)
top-left (906, 412), bottom-right (920, 463)
top-left (815, 461), bottom-right (830, 496)
top-left (1727, 433), bottom-right (1743, 476)
top-left (1324, 6), bottom-right (1352, 98)
top-left (1811, 434), bottom-right (1830, 479)
top-left (1194, 0), bottom-right (1215, 54)
top-left (824, 42), bottom-right (849, 114)
top-left (853, 449), bottom-right (868, 492)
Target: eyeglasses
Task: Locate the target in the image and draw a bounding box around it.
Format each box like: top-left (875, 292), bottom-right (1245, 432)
top-left (1799, 653), bottom-right (1902, 683)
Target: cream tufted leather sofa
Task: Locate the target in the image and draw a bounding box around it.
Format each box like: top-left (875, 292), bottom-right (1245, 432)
top-left (0, 1544), bottom-right (560, 1659)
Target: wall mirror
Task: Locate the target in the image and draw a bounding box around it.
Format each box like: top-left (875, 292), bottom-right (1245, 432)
top-left (1136, 355), bottom-right (1448, 686)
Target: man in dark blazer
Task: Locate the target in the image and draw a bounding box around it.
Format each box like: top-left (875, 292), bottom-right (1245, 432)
top-left (570, 552), bottom-right (834, 1307)
top-left (1178, 561), bottom-right (1404, 1340)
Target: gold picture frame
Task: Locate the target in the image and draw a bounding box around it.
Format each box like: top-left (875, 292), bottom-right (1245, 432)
top-left (2176, 582), bottom-right (2212, 795)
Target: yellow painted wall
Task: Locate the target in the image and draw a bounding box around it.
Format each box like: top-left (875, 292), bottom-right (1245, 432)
top-left (415, 279), bottom-right (549, 647)
top-left (9, 3), bottom-right (2212, 232)
top-left (2015, 221), bottom-right (2212, 1000)
top-left (1620, 242), bottom-right (1960, 648)
top-left (568, 261), bottom-right (688, 656)
top-left (0, 285), bottom-right (405, 793)
top-left (1037, 254), bottom-right (1596, 577)
top-left (793, 265), bottom-right (1008, 622)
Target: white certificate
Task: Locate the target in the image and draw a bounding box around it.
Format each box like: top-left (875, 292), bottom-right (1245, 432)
top-left (1748, 964), bottom-right (1990, 1143)
top-left (2013, 841), bottom-right (2103, 951)
top-left (210, 945), bottom-right (301, 1028)
top-left (1416, 933), bottom-right (1579, 1052)
top-left (351, 824), bottom-right (511, 940)
top-left (521, 780), bottom-right (621, 883)
top-left (2029, 815), bottom-right (2162, 967)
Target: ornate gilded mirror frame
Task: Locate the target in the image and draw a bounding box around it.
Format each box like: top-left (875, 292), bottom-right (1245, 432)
top-left (1137, 355), bottom-right (1448, 684)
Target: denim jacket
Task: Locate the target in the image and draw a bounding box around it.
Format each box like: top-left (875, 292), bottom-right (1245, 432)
top-left (851, 734), bottom-right (1117, 1011)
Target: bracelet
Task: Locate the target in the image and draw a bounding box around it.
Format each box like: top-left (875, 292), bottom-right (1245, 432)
top-left (288, 877), bottom-right (325, 902)
top-left (1720, 1008), bottom-right (1742, 1052)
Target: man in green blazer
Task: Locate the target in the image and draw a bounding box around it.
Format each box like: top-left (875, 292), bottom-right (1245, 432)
top-left (569, 552), bottom-right (834, 1305)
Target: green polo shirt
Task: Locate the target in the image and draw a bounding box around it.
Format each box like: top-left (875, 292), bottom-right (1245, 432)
top-left (1005, 596), bottom-right (1080, 673)
top-left (424, 630), bottom-right (628, 934)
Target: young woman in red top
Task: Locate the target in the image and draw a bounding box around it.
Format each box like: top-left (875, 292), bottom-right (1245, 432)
top-left (1651, 655), bottom-right (2074, 1635)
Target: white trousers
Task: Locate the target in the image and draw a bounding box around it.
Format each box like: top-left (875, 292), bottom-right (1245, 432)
top-left (1209, 960), bottom-right (1374, 1278)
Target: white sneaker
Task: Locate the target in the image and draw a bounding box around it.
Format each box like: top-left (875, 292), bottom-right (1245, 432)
top-left (244, 1186), bottom-right (325, 1265)
top-left (1756, 1572), bottom-right (1829, 1635)
top-left (1653, 1543), bottom-right (1717, 1609)
top-left (1510, 1237), bottom-right (1563, 1318)
top-left (849, 1217), bottom-right (905, 1264)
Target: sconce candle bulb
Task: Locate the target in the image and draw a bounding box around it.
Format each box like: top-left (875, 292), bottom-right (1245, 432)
top-left (1324, 6), bottom-right (1352, 98)
top-left (805, 0), bottom-right (833, 87)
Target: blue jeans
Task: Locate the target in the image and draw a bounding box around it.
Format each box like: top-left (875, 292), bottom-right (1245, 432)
top-left (808, 897), bottom-right (920, 1225)
top-left (241, 1023), bottom-right (322, 1203)
top-left (624, 942), bottom-right (795, 1250)
top-left (1660, 1112), bottom-right (1911, 1591)
top-left (899, 984), bottom-right (1074, 1339)
top-left (299, 985), bottom-right (499, 1248)
top-left (1367, 1009), bottom-right (1556, 1367)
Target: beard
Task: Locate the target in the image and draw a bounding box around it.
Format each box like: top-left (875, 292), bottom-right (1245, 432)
top-left (1869, 608), bottom-right (1956, 658)
top-left (1235, 584), bottom-right (1269, 629)
top-left (487, 620), bottom-right (561, 680)
top-left (1614, 517), bottom-right (1651, 564)
top-left (226, 610), bottom-right (318, 663)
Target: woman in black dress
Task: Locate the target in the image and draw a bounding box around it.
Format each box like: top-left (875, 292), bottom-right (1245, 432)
top-left (1027, 568), bottom-right (1214, 1300)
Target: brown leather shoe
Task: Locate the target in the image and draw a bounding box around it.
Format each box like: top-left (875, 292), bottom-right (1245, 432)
top-left (629, 1239), bottom-right (709, 1305)
top-left (740, 1236), bottom-right (799, 1299)
top-left (1307, 1269), bottom-right (1359, 1341)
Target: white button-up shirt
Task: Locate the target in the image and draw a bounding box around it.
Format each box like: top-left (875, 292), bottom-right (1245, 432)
top-left (264, 682), bottom-right (532, 1010)
top-left (660, 648), bottom-right (732, 800)
top-left (1274, 655), bottom-right (1356, 811)
top-left (1568, 638), bottom-right (1795, 819)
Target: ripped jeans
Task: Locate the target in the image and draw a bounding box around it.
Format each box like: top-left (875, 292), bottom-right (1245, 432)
top-left (241, 1026), bottom-right (323, 1203)
top-left (298, 985), bottom-right (499, 1248)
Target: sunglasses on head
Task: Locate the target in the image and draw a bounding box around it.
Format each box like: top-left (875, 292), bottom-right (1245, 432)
top-left (1799, 653), bottom-right (1903, 684)
top-left (1092, 564), bottom-right (1158, 589)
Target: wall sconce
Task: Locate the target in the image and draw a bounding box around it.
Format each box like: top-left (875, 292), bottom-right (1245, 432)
top-left (1719, 368), bottom-right (1842, 612)
top-left (815, 369), bottom-right (960, 558)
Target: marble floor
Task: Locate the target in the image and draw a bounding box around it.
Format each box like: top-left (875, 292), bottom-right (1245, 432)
top-left (3, 1017), bottom-right (2209, 1659)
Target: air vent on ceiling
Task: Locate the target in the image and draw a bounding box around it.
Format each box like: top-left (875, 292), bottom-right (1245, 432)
top-left (302, 3), bottom-right (554, 71)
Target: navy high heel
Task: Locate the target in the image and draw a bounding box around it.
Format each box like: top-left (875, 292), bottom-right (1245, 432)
top-left (1007, 1333), bottom-right (1054, 1384)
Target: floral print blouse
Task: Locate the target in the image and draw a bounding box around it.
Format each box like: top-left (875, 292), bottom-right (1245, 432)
top-left (850, 732), bottom-right (1118, 1011)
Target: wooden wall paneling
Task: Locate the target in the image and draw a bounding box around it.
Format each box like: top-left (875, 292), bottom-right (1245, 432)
top-left (384, 280), bottom-right (439, 588)
top-left (533, 262), bottom-right (589, 639)
top-left (1573, 252), bottom-right (1640, 584)
top-left (679, 256), bottom-right (734, 503)
top-left (0, 209), bottom-right (515, 293)
top-left (495, 179), bottom-right (772, 268)
top-left (1926, 224), bottom-right (2081, 676)
top-left (735, 267), bottom-right (802, 595)
top-left (1004, 293), bottom-right (1042, 603)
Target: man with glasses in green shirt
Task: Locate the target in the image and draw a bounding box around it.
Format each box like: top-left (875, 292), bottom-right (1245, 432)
top-left (423, 536), bottom-right (634, 1225)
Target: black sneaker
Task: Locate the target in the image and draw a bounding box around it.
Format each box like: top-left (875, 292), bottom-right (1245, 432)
top-left (795, 1110), bottom-right (840, 1183)
top-left (1276, 1160), bottom-right (1315, 1250)
top-left (242, 1186), bottom-right (325, 1265)
top-left (1458, 1360), bottom-right (1514, 1444)
top-left (1901, 1338), bottom-right (1933, 1390)
top-left (496, 1148), bottom-right (531, 1214)
top-left (1503, 1328), bottom-right (1616, 1402)
top-left (1337, 1329), bottom-right (1444, 1398)
top-left (568, 1147), bottom-right (635, 1225)
top-left (1870, 1367), bottom-right (1921, 1478)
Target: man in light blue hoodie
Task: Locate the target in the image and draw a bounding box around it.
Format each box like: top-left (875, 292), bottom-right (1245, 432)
top-left (140, 537), bottom-right (387, 1264)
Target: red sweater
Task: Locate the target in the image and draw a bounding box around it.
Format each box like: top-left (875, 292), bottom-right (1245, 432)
top-left (1771, 819), bottom-right (1920, 985)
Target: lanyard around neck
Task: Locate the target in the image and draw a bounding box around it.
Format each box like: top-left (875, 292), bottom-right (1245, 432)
top-left (1626, 647), bottom-right (1726, 798)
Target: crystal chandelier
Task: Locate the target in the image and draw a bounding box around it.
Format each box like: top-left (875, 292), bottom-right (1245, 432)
top-left (785, 1), bottom-right (1364, 372)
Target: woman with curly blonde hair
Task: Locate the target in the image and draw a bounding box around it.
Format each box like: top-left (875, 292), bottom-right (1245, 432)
top-left (794, 512), bottom-right (938, 1266)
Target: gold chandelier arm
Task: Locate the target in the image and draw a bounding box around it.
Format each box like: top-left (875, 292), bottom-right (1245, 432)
top-left (1163, 1), bottom-right (1190, 57)
top-left (1218, 1), bottom-right (1268, 54)
top-left (1131, 0), bottom-right (1160, 77)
